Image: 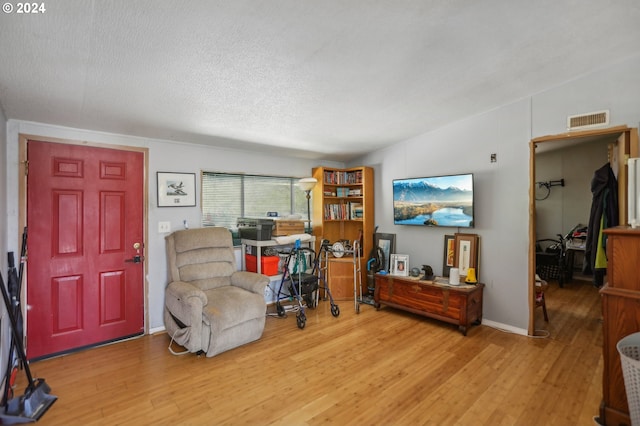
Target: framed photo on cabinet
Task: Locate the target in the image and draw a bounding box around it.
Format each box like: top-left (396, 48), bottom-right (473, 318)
top-left (454, 233), bottom-right (478, 278)
top-left (390, 254), bottom-right (409, 276)
top-left (442, 234), bottom-right (456, 277)
top-left (374, 233), bottom-right (396, 273)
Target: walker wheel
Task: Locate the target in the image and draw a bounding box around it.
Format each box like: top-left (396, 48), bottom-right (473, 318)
top-left (276, 303), bottom-right (285, 317)
top-left (297, 313), bottom-right (306, 329)
top-left (331, 304), bottom-right (340, 317)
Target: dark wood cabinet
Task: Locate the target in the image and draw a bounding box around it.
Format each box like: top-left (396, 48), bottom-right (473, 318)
top-left (374, 274), bottom-right (484, 335)
top-left (600, 226), bottom-right (640, 426)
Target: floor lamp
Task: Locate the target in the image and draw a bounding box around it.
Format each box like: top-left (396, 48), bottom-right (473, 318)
top-left (298, 177), bottom-right (317, 233)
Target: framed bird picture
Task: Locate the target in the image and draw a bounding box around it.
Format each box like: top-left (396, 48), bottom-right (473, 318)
top-left (157, 172), bottom-right (196, 207)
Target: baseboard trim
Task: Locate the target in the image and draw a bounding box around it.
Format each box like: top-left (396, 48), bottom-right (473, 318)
top-left (149, 325), bottom-right (166, 335)
top-left (481, 319), bottom-right (528, 336)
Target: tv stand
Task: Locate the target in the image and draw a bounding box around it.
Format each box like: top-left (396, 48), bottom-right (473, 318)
top-left (374, 274), bottom-right (484, 335)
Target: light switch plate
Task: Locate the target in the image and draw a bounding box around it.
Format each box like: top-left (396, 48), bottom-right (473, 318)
top-left (158, 221), bottom-right (171, 233)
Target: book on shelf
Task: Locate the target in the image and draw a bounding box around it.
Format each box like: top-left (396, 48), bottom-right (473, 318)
top-left (322, 203), bottom-right (363, 220)
top-left (336, 187), bottom-right (349, 197)
top-left (324, 203), bottom-right (349, 220)
top-left (323, 170), bottom-right (364, 185)
top-left (349, 202), bottom-right (363, 219)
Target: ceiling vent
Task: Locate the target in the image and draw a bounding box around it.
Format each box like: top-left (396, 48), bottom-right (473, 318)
top-left (567, 110), bottom-right (609, 130)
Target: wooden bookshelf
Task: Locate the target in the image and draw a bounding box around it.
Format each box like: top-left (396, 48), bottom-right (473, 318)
top-left (311, 166), bottom-right (374, 296)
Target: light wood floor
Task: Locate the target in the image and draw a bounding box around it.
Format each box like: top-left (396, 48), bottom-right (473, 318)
top-left (17, 279), bottom-right (603, 425)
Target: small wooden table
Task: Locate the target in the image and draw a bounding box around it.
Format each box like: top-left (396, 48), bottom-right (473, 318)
top-left (374, 274), bottom-right (484, 335)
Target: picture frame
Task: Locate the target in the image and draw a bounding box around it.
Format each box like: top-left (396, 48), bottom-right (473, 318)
top-left (390, 254), bottom-right (409, 276)
top-left (374, 233), bottom-right (396, 272)
top-left (442, 234), bottom-right (456, 277)
top-left (453, 233), bottom-right (479, 279)
top-left (157, 172), bottom-right (196, 207)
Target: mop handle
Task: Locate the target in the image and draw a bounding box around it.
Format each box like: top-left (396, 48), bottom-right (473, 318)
top-left (17, 226), bottom-right (27, 290)
top-left (0, 273), bottom-right (35, 388)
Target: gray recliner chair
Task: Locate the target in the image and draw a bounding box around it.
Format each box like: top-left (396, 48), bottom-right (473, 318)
top-left (164, 227), bottom-right (268, 357)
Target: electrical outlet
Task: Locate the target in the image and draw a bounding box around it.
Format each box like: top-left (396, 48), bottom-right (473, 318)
top-left (158, 221), bottom-right (171, 233)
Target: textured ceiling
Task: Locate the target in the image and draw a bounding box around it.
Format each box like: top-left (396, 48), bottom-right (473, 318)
top-left (1, 1), bottom-right (640, 161)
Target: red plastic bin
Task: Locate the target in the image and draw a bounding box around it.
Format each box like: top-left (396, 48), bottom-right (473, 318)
top-left (245, 254), bottom-right (280, 276)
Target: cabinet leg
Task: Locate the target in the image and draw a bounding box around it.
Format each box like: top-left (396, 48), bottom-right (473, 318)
top-left (459, 325), bottom-right (467, 336)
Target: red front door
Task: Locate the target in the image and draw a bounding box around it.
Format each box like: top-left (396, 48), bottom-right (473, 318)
top-left (26, 140), bottom-right (144, 360)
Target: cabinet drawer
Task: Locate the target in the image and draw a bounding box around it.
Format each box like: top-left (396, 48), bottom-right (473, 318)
top-left (376, 278), bottom-right (463, 320)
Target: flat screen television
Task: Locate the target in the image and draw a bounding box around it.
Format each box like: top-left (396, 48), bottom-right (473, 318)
top-left (393, 173), bottom-right (474, 228)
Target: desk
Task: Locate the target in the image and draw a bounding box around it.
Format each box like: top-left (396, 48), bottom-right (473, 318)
top-left (374, 274), bottom-right (484, 335)
top-left (241, 236), bottom-right (315, 275)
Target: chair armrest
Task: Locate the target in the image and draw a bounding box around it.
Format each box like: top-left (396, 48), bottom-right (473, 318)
top-left (231, 271), bottom-right (269, 294)
top-left (166, 280), bottom-right (208, 307)
top-left (165, 281), bottom-right (208, 354)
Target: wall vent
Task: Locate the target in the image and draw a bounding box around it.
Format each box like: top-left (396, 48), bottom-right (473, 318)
top-left (567, 110), bottom-right (609, 130)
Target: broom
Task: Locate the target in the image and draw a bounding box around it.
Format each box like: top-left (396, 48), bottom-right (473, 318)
top-left (0, 271), bottom-right (57, 423)
top-left (2, 229), bottom-right (27, 407)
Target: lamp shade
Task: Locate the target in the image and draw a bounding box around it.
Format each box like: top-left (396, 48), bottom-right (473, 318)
top-left (298, 177), bottom-right (317, 192)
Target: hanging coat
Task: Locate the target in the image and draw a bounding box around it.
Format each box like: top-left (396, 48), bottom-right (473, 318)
top-left (583, 163), bottom-right (618, 287)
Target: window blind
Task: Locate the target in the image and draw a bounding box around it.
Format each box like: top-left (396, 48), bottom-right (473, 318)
top-left (201, 172), bottom-right (311, 229)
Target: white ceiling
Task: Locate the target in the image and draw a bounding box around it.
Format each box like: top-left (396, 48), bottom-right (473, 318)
top-left (1, 1), bottom-right (640, 161)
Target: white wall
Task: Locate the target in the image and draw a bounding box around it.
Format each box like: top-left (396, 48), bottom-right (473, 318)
top-left (352, 53), bottom-right (640, 332)
top-left (0, 108), bottom-right (6, 274)
top-left (5, 121), bottom-right (343, 333)
top-left (353, 99), bottom-right (531, 331)
top-left (0, 105), bottom-right (8, 378)
top-left (532, 53), bottom-right (640, 136)
top-left (536, 139), bottom-right (609, 240)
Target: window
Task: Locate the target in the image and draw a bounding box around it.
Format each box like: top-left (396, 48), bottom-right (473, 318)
top-left (202, 172), bottom-right (311, 229)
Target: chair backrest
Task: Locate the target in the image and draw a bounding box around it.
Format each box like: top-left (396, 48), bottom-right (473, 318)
top-left (165, 227), bottom-right (237, 291)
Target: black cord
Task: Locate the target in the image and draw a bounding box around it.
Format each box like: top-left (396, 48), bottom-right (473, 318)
top-left (535, 182), bottom-right (551, 200)
top-left (535, 179), bottom-right (564, 201)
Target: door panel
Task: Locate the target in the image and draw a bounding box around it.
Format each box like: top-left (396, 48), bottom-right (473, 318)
top-left (53, 190), bottom-right (83, 256)
top-left (27, 140), bottom-right (144, 360)
top-left (52, 275), bottom-right (83, 333)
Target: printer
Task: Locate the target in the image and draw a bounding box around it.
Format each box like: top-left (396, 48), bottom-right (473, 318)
top-left (237, 217), bottom-right (274, 241)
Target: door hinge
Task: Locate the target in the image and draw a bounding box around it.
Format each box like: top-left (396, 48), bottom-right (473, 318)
top-left (23, 160), bottom-right (28, 176)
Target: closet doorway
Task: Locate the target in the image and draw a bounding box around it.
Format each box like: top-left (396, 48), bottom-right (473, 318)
top-left (528, 125), bottom-right (638, 335)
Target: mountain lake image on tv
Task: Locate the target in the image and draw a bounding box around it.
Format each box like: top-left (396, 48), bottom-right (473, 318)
top-left (393, 174), bottom-right (474, 228)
